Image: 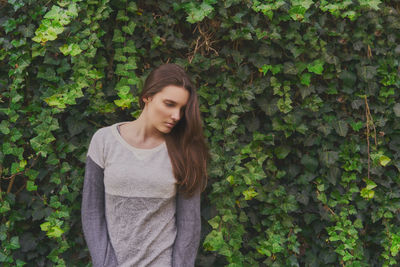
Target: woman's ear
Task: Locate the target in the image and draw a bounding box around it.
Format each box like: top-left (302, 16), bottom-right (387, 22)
top-left (143, 96), bottom-right (152, 103)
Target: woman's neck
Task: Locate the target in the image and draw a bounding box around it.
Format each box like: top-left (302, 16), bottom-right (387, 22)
top-left (120, 116), bottom-right (165, 149)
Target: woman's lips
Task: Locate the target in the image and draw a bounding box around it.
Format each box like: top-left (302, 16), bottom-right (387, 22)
top-left (165, 122), bottom-right (175, 128)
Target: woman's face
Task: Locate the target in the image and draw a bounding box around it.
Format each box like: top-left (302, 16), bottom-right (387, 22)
top-left (143, 85), bottom-right (189, 134)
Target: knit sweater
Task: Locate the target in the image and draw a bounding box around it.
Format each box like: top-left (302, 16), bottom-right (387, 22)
top-left (81, 121), bottom-right (201, 267)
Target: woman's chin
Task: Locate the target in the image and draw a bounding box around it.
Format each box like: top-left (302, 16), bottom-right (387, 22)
top-left (157, 126), bottom-right (173, 134)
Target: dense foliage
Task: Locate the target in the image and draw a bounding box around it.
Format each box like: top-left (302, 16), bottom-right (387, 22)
top-left (1, 0), bottom-right (400, 266)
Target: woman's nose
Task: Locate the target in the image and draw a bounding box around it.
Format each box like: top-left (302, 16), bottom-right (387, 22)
top-left (171, 109), bottom-right (180, 121)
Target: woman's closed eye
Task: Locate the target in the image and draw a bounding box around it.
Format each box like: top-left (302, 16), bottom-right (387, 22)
top-left (164, 100), bottom-right (186, 115)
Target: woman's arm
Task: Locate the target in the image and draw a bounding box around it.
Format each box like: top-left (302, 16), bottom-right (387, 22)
top-left (172, 189), bottom-right (201, 267)
top-left (81, 155), bottom-right (118, 267)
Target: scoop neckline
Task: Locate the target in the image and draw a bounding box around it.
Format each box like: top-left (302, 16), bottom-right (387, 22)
top-left (111, 121), bottom-right (166, 153)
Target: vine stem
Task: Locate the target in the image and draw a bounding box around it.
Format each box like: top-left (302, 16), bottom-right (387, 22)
top-left (6, 175), bottom-right (15, 194)
top-left (364, 96), bottom-right (377, 180)
top-left (4, 153), bottom-right (41, 194)
top-left (0, 163), bottom-right (2, 200)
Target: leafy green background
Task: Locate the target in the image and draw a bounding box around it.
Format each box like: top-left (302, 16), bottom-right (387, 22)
top-left (1, 0), bottom-right (400, 266)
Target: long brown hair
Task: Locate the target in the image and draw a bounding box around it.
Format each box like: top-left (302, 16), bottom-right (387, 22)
top-left (139, 63), bottom-right (209, 197)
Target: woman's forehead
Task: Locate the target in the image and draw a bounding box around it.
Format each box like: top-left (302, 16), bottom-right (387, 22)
top-left (157, 85), bottom-right (189, 104)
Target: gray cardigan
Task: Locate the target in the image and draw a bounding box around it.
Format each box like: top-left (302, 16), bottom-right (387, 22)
top-left (81, 123), bottom-right (201, 266)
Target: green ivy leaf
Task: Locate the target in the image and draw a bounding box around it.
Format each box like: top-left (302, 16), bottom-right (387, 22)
top-left (114, 98), bottom-right (133, 109)
top-left (48, 226), bottom-right (64, 238)
top-left (112, 29), bottom-right (125, 43)
top-left (50, 173), bottom-right (61, 185)
top-left (208, 216), bottom-right (221, 229)
top-left (44, 94), bottom-right (66, 109)
top-left (3, 18), bottom-right (17, 34)
top-left (260, 65), bottom-right (271, 75)
top-left (354, 219), bottom-right (363, 229)
top-left (361, 178), bottom-right (377, 199)
top-left (300, 73), bottom-right (311, 86)
top-left (291, 0), bottom-right (314, 9)
top-left (226, 175), bottom-right (234, 185)
top-left (26, 181), bottom-right (37, 191)
top-left (9, 236), bottom-right (20, 250)
top-left (390, 233), bottom-right (400, 256)
top-left (116, 10), bottom-right (129, 22)
top-left (59, 185), bottom-right (69, 195)
top-left (59, 43), bottom-right (82, 56)
top-left (116, 85), bottom-right (131, 96)
top-left (126, 57), bottom-right (138, 70)
top-left (11, 38), bottom-right (26, 48)
top-left (350, 121), bottom-right (364, 132)
top-left (307, 59), bottom-right (324, 75)
top-left (204, 230), bottom-right (225, 251)
top-left (301, 155), bottom-right (319, 172)
top-left (317, 192), bottom-right (327, 204)
top-left (151, 35), bottom-right (163, 49)
top-left (15, 259), bottom-right (26, 267)
top-left (364, 178), bottom-right (377, 190)
top-left (123, 40), bottom-right (137, 53)
top-left (186, 2), bottom-right (214, 24)
top-left (44, 6), bottom-right (63, 20)
top-left (0, 120), bottom-right (10, 134)
top-left (379, 155), bottom-right (391, 166)
top-left (319, 151), bottom-right (339, 166)
top-left (243, 187), bottom-right (258, 200)
top-left (359, 0), bottom-right (381, 10)
top-left (66, 3), bottom-right (78, 17)
top-left (0, 201), bottom-right (10, 213)
top-left (274, 146), bottom-right (291, 159)
top-left (122, 21), bottom-right (136, 35)
top-left (360, 188), bottom-right (375, 199)
top-left (60, 162), bottom-right (71, 173)
top-left (127, 2), bottom-right (138, 13)
top-left (334, 120), bottom-right (348, 137)
top-left (357, 65), bottom-right (377, 81)
top-left (284, 62), bottom-right (298, 75)
top-left (25, 169), bottom-right (39, 180)
top-left (393, 103), bottom-right (400, 117)
top-left (289, 6), bottom-right (306, 21)
top-left (69, 44), bottom-right (82, 56)
top-left (8, 0), bottom-right (25, 11)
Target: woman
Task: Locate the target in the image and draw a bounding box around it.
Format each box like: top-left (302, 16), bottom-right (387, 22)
top-left (81, 63), bottom-right (209, 267)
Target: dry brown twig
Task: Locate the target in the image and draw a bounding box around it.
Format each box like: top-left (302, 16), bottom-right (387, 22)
top-left (188, 22), bottom-right (219, 63)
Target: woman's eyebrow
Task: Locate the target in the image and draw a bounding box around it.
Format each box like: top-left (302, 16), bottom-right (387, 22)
top-left (164, 99), bottom-right (186, 107)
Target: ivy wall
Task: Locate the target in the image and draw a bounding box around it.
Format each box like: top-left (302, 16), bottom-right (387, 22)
top-left (1, 0), bottom-right (400, 266)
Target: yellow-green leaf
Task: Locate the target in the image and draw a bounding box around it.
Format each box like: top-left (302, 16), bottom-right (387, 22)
top-left (379, 155), bottom-right (391, 166)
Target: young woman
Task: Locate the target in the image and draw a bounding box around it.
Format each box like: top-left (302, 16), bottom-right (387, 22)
top-left (81, 63), bottom-right (209, 267)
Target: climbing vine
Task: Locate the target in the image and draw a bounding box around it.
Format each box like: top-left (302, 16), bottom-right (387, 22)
top-left (1, 0), bottom-right (400, 266)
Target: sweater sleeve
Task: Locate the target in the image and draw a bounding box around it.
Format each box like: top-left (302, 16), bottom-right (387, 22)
top-left (81, 155), bottom-right (119, 267)
top-left (172, 188), bottom-right (201, 267)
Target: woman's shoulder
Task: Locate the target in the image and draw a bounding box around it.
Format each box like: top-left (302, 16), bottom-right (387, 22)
top-left (92, 121), bottom-right (124, 136)
top-left (90, 123), bottom-right (117, 143)
top-left (87, 122), bottom-right (122, 166)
